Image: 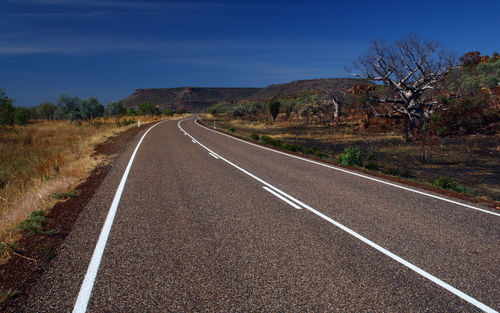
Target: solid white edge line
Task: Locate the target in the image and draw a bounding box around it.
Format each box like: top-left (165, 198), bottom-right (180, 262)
top-left (72, 120), bottom-right (171, 313)
top-left (263, 186), bottom-right (302, 209)
top-left (179, 119), bottom-right (498, 313)
top-left (194, 119), bottom-right (499, 217)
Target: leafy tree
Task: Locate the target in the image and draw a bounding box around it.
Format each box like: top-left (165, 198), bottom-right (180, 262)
top-left (138, 101), bottom-right (160, 116)
top-left (127, 108), bottom-right (138, 116)
top-left (55, 94), bottom-right (80, 120)
top-left (79, 97), bottom-right (104, 122)
top-left (232, 105), bottom-right (249, 117)
top-left (460, 51), bottom-right (481, 66)
top-left (299, 103), bottom-right (322, 124)
top-left (106, 101), bottom-right (125, 122)
top-left (348, 35), bottom-right (458, 138)
top-left (208, 102), bottom-right (227, 114)
top-left (163, 108), bottom-right (174, 116)
top-left (268, 100), bottom-right (280, 121)
top-left (37, 102), bottom-right (56, 120)
top-left (0, 89), bottom-right (15, 127)
top-left (14, 107), bottom-right (29, 125)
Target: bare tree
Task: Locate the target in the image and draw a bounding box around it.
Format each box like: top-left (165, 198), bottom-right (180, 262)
top-left (320, 88), bottom-right (351, 119)
top-left (348, 35), bottom-right (458, 137)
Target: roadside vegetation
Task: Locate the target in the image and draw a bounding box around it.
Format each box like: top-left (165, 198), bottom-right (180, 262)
top-left (201, 36), bottom-right (500, 204)
top-left (0, 91), bottom-right (180, 261)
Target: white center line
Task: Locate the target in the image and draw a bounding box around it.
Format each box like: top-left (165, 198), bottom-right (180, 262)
top-left (263, 186), bottom-right (302, 209)
top-left (179, 118), bottom-right (497, 313)
top-left (209, 152), bottom-right (219, 159)
top-left (194, 118), bottom-right (499, 217)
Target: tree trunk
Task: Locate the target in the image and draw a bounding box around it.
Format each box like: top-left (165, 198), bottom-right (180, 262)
top-left (333, 101), bottom-right (340, 119)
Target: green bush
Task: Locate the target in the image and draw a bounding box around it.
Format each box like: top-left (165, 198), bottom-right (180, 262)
top-left (280, 143), bottom-right (303, 152)
top-left (43, 244), bottom-right (55, 260)
top-left (314, 149), bottom-right (329, 159)
top-left (250, 133), bottom-right (259, 141)
top-left (163, 109), bottom-right (175, 116)
top-left (17, 211), bottom-right (46, 234)
top-left (119, 118), bottom-right (135, 126)
top-left (433, 177), bottom-right (474, 194)
top-left (261, 135), bottom-right (282, 147)
top-left (228, 127), bottom-right (235, 132)
top-left (305, 147), bottom-right (314, 154)
top-left (0, 90), bottom-right (15, 126)
top-left (14, 107), bottom-right (29, 125)
top-left (337, 147), bottom-right (362, 166)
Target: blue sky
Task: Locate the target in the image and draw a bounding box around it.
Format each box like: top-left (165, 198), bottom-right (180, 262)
top-left (1, 0), bottom-right (499, 107)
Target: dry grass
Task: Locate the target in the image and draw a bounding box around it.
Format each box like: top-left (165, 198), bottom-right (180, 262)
top-left (0, 116), bottom-right (165, 246)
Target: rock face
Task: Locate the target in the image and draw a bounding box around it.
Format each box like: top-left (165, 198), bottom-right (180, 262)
top-left (121, 87), bottom-right (262, 112)
top-left (120, 78), bottom-right (363, 112)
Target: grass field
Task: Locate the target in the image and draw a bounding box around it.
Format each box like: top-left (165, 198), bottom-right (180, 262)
top-left (0, 116), bottom-right (163, 250)
top-left (205, 113), bottom-right (500, 203)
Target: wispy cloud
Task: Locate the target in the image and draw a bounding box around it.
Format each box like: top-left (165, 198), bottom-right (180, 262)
top-left (0, 11), bottom-right (108, 18)
top-left (7, 0), bottom-right (241, 10)
top-left (0, 45), bottom-right (78, 54)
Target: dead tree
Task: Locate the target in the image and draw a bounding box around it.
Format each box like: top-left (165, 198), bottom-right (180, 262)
top-left (348, 35), bottom-right (458, 138)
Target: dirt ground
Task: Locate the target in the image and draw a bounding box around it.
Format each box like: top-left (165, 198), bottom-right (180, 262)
top-left (207, 115), bottom-right (500, 203)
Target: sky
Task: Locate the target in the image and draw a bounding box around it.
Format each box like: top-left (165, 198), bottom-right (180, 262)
top-left (1, 0), bottom-right (499, 107)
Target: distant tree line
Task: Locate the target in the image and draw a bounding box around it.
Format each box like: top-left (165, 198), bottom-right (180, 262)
top-left (0, 90), bottom-right (187, 128)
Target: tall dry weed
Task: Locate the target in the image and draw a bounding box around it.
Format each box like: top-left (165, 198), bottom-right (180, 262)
top-left (0, 116), bottom-right (163, 245)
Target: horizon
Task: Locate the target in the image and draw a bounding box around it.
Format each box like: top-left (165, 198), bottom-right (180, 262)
top-left (1, 0), bottom-right (499, 107)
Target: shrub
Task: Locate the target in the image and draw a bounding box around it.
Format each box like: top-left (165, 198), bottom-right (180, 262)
top-left (250, 133), bottom-right (259, 141)
top-left (232, 105), bottom-right (249, 117)
top-left (163, 109), bottom-right (175, 116)
top-left (280, 143), bottom-right (303, 152)
top-left (314, 149), bottom-right (329, 159)
top-left (17, 211), bottom-right (46, 234)
top-left (261, 135), bottom-right (282, 147)
top-left (337, 146), bottom-right (362, 166)
top-left (14, 107), bottom-right (29, 125)
top-left (305, 147), bottom-right (314, 154)
top-left (385, 168), bottom-right (400, 176)
top-left (364, 161), bottom-right (379, 170)
top-left (433, 176), bottom-right (474, 194)
top-left (401, 170), bottom-right (414, 178)
top-left (268, 100), bottom-right (281, 121)
top-left (120, 118), bottom-right (135, 126)
top-left (228, 127), bottom-right (235, 132)
top-left (127, 108), bottom-right (138, 116)
top-left (0, 90), bottom-right (15, 127)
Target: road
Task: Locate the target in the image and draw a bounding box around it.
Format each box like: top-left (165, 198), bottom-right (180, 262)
top-left (26, 116), bottom-right (499, 312)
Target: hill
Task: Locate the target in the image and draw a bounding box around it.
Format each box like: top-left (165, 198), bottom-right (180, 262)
top-left (121, 78), bottom-right (362, 112)
top-left (121, 87), bottom-right (261, 112)
top-left (251, 78), bottom-right (361, 99)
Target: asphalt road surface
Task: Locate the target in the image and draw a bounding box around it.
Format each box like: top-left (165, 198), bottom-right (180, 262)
top-left (26, 116), bottom-right (499, 312)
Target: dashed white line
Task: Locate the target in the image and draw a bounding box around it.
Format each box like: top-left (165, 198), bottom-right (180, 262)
top-left (263, 186), bottom-right (302, 209)
top-left (179, 118), bottom-right (498, 313)
top-left (194, 118), bottom-right (499, 217)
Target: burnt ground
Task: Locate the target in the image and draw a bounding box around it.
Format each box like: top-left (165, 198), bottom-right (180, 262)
top-left (204, 118), bottom-right (500, 206)
top-left (0, 124), bottom-right (150, 311)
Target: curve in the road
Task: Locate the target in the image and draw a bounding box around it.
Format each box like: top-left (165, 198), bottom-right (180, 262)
top-left (180, 116), bottom-right (498, 313)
